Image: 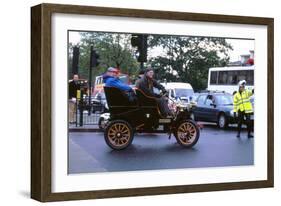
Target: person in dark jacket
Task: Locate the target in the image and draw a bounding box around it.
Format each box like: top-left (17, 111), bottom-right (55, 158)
top-left (136, 68), bottom-right (173, 117)
top-left (103, 67), bottom-right (136, 102)
top-left (69, 74), bottom-right (81, 99)
top-left (68, 74), bottom-right (81, 123)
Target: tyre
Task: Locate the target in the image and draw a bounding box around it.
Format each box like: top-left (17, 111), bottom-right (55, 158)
top-left (174, 120), bottom-right (200, 148)
top-left (104, 120), bottom-right (134, 150)
top-left (217, 113), bottom-right (228, 129)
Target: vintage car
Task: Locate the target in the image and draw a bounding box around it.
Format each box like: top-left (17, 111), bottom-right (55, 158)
top-left (103, 86), bottom-right (200, 150)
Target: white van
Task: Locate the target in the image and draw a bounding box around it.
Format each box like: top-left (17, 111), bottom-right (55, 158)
top-left (207, 66), bottom-right (254, 94)
top-left (161, 82), bottom-right (194, 102)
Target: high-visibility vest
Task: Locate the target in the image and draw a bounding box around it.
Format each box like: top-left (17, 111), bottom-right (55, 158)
top-left (233, 90), bottom-right (253, 113)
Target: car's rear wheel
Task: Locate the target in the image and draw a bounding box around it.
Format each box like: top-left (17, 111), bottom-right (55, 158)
top-left (217, 113), bottom-right (228, 129)
top-left (174, 120), bottom-right (200, 148)
top-left (104, 120), bottom-right (134, 150)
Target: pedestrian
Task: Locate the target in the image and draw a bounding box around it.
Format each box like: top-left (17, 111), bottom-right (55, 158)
top-left (136, 67), bottom-right (173, 117)
top-left (233, 80), bottom-right (254, 138)
top-left (103, 67), bottom-right (136, 102)
top-left (68, 74), bottom-right (81, 123)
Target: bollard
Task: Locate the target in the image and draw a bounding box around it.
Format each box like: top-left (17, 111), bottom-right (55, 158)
top-left (79, 102), bottom-right (83, 127)
top-left (75, 100), bottom-right (78, 127)
top-left (77, 89), bottom-right (83, 127)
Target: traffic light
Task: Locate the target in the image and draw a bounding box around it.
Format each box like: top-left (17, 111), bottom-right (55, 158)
top-left (72, 46), bottom-right (80, 74)
top-left (90, 46), bottom-right (100, 68)
top-left (131, 34), bottom-right (148, 62)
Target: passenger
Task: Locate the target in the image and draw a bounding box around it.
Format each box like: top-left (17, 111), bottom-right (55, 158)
top-left (103, 67), bottom-right (136, 102)
top-left (136, 67), bottom-right (173, 117)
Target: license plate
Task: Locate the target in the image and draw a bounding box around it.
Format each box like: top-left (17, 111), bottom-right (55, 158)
top-left (159, 119), bottom-right (171, 123)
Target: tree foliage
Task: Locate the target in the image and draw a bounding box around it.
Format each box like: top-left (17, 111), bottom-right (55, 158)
top-left (148, 35), bottom-right (233, 91)
top-left (68, 32), bottom-right (233, 91)
top-left (68, 32), bottom-right (139, 80)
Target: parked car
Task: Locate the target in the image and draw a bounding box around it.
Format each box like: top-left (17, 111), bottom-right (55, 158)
top-left (92, 92), bottom-right (108, 113)
top-left (190, 91), bottom-right (236, 129)
top-left (98, 112), bottom-right (110, 130)
top-left (81, 94), bottom-right (106, 113)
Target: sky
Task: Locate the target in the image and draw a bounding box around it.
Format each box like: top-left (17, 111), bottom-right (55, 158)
top-left (226, 39), bottom-right (254, 61)
top-left (69, 31), bottom-right (254, 62)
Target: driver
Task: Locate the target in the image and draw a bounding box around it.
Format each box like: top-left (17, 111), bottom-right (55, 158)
top-left (136, 67), bottom-right (173, 117)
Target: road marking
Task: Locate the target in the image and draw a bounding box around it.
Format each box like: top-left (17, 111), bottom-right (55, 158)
top-left (68, 138), bottom-right (107, 174)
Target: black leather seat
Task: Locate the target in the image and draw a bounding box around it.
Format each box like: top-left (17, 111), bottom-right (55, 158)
top-left (104, 87), bottom-right (138, 115)
top-left (104, 87), bottom-right (166, 128)
top-left (135, 88), bottom-right (163, 118)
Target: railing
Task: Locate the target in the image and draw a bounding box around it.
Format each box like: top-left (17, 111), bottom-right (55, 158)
top-left (68, 98), bottom-right (104, 127)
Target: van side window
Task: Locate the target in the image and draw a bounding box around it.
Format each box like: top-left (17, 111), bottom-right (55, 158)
top-left (210, 71), bottom-right (218, 84)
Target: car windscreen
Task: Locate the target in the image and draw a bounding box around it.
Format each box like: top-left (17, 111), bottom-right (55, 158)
top-left (216, 95), bottom-right (233, 105)
top-left (175, 88), bottom-right (194, 97)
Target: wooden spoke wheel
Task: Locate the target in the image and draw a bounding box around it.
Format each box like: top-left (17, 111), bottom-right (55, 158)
top-left (174, 120), bottom-right (200, 148)
top-left (104, 120), bottom-right (134, 150)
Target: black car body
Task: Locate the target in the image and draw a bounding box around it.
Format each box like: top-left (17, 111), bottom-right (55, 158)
top-left (102, 86), bottom-right (200, 150)
top-left (191, 92), bottom-right (236, 128)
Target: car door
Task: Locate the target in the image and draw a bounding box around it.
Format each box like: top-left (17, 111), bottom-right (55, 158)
top-left (193, 94), bottom-right (208, 121)
top-left (203, 94), bottom-right (219, 122)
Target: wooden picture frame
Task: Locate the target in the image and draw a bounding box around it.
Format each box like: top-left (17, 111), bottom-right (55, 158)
top-left (31, 3), bottom-right (274, 202)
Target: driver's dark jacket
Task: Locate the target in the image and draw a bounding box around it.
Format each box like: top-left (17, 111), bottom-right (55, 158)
top-left (136, 75), bottom-right (166, 98)
top-left (136, 75), bottom-right (171, 116)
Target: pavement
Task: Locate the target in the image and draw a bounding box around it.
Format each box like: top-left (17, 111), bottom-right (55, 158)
top-left (68, 124), bottom-right (254, 174)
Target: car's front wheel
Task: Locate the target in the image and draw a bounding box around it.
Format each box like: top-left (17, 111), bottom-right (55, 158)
top-left (174, 120), bottom-right (200, 148)
top-left (217, 113), bottom-right (228, 129)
